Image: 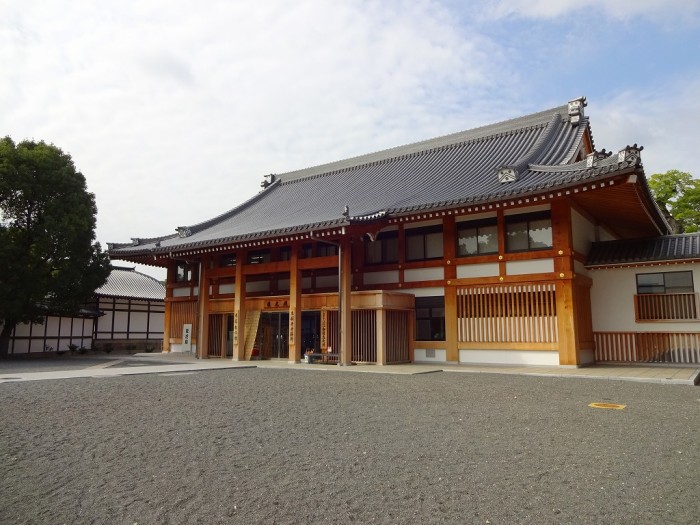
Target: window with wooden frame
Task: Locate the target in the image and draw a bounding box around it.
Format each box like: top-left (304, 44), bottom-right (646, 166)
top-left (415, 296), bottom-right (445, 341)
top-left (317, 243), bottom-right (338, 257)
top-left (219, 253), bottom-right (236, 267)
top-left (456, 218), bottom-right (498, 257)
top-left (505, 211), bottom-right (552, 252)
top-left (365, 231), bottom-right (398, 265)
top-left (405, 225), bottom-right (443, 261)
top-left (635, 271), bottom-right (697, 321)
top-left (175, 262), bottom-right (198, 283)
top-left (247, 249), bottom-right (271, 264)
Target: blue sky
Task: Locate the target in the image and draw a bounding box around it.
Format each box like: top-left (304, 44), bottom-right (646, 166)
top-left (2, 0), bottom-right (699, 278)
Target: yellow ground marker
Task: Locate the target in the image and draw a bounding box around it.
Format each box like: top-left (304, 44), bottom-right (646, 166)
top-left (588, 402), bottom-right (626, 410)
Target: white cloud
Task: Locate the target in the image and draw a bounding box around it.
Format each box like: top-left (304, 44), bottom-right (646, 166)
top-left (589, 77), bottom-right (700, 179)
top-left (2, 0), bottom-right (698, 280)
top-left (482, 0), bottom-right (700, 22)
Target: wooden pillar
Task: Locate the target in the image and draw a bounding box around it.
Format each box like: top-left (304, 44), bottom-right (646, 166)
top-left (556, 280), bottom-right (579, 365)
top-left (197, 257), bottom-right (210, 359)
top-left (162, 263), bottom-right (175, 352)
top-left (339, 238), bottom-right (353, 365)
top-left (443, 216), bottom-right (459, 364)
top-left (376, 308), bottom-right (387, 365)
top-left (233, 252), bottom-right (247, 361)
top-left (288, 246), bottom-right (302, 363)
top-left (551, 199), bottom-right (580, 365)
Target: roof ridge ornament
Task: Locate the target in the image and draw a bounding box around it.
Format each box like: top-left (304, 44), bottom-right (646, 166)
top-left (176, 227), bottom-right (192, 238)
top-left (261, 173), bottom-right (277, 188)
top-left (585, 148), bottom-right (612, 167)
top-left (568, 96), bottom-right (587, 127)
top-left (617, 144), bottom-right (643, 164)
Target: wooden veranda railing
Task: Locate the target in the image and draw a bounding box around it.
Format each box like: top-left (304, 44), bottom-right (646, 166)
top-left (457, 283), bottom-right (558, 344)
top-left (594, 331), bottom-right (700, 364)
top-left (635, 293), bottom-right (700, 321)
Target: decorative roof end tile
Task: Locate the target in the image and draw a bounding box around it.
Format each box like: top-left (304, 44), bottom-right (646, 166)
top-left (568, 96), bottom-right (587, 127)
top-left (497, 167), bottom-right (518, 183)
top-left (617, 144), bottom-right (644, 164)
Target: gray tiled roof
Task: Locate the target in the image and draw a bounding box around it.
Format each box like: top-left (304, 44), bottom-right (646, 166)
top-left (586, 234), bottom-right (700, 267)
top-left (109, 100), bottom-right (647, 257)
top-left (96, 267), bottom-right (166, 300)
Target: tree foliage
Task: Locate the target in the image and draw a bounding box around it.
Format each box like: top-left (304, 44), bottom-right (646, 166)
top-left (0, 137), bottom-right (111, 356)
top-left (648, 170), bottom-right (700, 234)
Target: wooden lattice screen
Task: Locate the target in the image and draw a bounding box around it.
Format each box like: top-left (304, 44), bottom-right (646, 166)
top-left (457, 283), bottom-right (558, 344)
top-left (635, 293), bottom-right (699, 321)
top-left (352, 310), bottom-right (377, 363)
top-left (169, 300), bottom-right (197, 341)
top-left (208, 314), bottom-right (224, 357)
top-left (386, 310), bottom-right (410, 364)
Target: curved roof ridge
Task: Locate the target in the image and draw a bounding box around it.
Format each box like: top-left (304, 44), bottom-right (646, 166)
top-left (279, 121), bottom-right (552, 185)
top-left (559, 117), bottom-right (590, 165)
top-left (278, 104), bottom-right (568, 183)
top-left (498, 113), bottom-right (563, 174)
top-left (177, 178), bottom-right (282, 236)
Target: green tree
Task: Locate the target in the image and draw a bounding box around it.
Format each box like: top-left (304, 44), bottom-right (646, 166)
top-left (648, 169), bottom-right (700, 234)
top-left (0, 137), bottom-right (111, 356)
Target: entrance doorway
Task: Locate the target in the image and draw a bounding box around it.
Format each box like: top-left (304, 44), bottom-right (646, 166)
top-left (301, 311), bottom-right (321, 353)
top-left (254, 311), bottom-right (322, 359)
top-left (256, 312), bottom-right (289, 359)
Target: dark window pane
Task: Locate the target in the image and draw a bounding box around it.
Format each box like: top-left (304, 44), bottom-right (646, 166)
top-left (478, 224), bottom-right (499, 253)
top-left (506, 220), bottom-right (529, 251)
top-left (457, 227), bottom-right (478, 256)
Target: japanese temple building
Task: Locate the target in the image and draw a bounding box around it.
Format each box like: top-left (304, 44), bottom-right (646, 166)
top-left (108, 97), bottom-right (700, 367)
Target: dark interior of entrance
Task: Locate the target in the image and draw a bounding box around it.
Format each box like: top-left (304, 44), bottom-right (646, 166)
top-left (254, 311), bottom-right (320, 359)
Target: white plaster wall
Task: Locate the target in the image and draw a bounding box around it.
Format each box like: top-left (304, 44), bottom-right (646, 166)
top-left (113, 311), bottom-right (129, 333)
top-left (172, 287), bottom-right (191, 298)
top-left (459, 349), bottom-right (559, 366)
top-left (363, 270), bottom-right (399, 285)
top-left (219, 283), bottom-right (235, 294)
top-left (414, 348), bottom-right (447, 363)
top-left (590, 265), bottom-right (700, 332)
top-left (46, 317), bottom-right (60, 336)
top-left (404, 267), bottom-right (443, 282)
top-left (456, 263), bottom-right (499, 279)
top-left (401, 287), bottom-right (444, 297)
top-left (571, 209), bottom-right (597, 255)
top-left (170, 343), bottom-right (197, 353)
top-left (130, 311), bottom-right (148, 333)
top-left (506, 258), bottom-right (554, 276)
top-left (574, 260), bottom-right (590, 277)
top-left (598, 228), bottom-right (617, 242)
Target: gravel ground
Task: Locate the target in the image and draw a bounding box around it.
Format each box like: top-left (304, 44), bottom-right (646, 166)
top-left (1, 369), bottom-right (698, 525)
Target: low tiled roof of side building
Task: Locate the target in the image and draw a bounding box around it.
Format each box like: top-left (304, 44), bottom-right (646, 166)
top-left (586, 233), bottom-right (700, 268)
top-left (95, 267), bottom-right (166, 301)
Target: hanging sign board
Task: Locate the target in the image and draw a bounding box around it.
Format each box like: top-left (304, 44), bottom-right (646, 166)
top-left (183, 324), bottom-right (193, 352)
